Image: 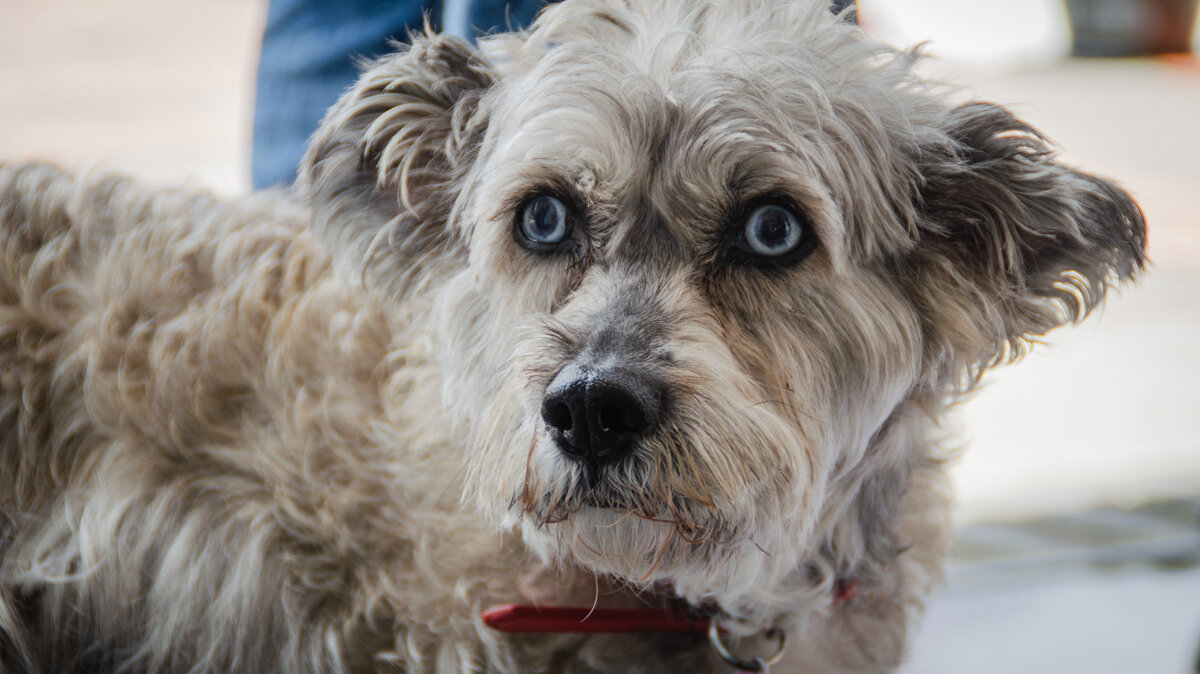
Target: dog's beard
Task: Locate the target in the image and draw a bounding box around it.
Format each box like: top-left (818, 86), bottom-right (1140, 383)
top-left (513, 457), bottom-right (812, 610)
top-left (466, 377), bottom-right (827, 605)
top-left (514, 437), bottom-right (747, 587)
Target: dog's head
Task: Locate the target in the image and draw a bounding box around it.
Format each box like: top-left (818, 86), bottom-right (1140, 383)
top-left (300, 0), bottom-right (1144, 615)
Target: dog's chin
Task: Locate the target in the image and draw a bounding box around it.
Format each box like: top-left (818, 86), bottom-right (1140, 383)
top-left (519, 505), bottom-right (719, 584)
top-left (514, 478), bottom-right (789, 607)
top-left (517, 506), bottom-right (805, 616)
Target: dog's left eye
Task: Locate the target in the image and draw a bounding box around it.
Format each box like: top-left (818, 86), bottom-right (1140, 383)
top-left (738, 204), bottom-right (807, 258)
top-left (518, 195), bottom-right (572, 246)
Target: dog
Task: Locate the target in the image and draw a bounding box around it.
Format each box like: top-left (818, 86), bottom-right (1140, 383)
top-left (0, 1), bottom-right (1146, 672)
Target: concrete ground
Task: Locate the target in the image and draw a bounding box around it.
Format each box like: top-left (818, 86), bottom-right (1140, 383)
top-left (2, 1), bottom-right (1198, 672)
top-left (903, 499), bottom-right (1200, 672)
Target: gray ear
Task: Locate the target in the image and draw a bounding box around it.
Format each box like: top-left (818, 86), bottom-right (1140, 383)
top-left (297, 29), bottom-right (495, 295)
top-left (909, 102), bottom-right (1147, 386)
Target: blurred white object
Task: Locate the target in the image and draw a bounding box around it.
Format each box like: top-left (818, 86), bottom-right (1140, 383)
top-left (860, 0), bottom-right (1072, 67)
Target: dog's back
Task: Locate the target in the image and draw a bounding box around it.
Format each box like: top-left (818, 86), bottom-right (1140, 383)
top-left (0, 163), bottom-right (386, 672)
top-left (0, 162), bottom-right (318, 509)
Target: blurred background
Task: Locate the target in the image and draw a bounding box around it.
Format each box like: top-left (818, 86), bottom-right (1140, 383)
top-left (1, 0), bottom-right (1198, 671)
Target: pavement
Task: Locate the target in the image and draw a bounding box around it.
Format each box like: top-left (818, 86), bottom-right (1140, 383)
top-left (2, 2), bottom-right (1199, 672)
top-left (903, 498), bottom-right (1200, 672)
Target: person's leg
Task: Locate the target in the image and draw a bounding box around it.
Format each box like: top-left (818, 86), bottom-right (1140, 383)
top-left (252, 0), bottom-right (548, 190)
top-left (442, 0), bottom-right (544, 41)
top-left (252, 0), bottom-right (432, 189)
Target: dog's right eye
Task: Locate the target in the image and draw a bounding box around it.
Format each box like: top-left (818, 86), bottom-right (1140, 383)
top-left (739, 204), bottom-right (807, 258)
top-left (517, 195), bottom-right (572, 247)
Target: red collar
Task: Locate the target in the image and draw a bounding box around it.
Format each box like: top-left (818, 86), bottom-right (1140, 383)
top-left (481, 578), bottom-right (859, 634)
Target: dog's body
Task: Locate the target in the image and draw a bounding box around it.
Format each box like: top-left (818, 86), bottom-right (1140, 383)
top-left (0, 1), bottom-right (1145, 672)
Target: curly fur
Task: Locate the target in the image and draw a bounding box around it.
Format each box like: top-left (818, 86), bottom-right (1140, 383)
top-left (0, 1), bottom-right (1145, 672)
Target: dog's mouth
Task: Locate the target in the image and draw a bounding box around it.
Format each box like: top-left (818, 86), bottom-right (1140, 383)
top-left (519, 457), bottom-right (646, 519)
top-left (517, 447), bottom-right (729, 546)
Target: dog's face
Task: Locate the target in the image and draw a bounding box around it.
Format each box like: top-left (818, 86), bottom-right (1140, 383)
top-left (301, 0), bottom-right (1144, 609)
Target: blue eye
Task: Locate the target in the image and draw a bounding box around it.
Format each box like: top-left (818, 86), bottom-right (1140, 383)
top-left (739, 204), bottom-right (805, 257)
top-left (519, 195), bottom-right (571, 245)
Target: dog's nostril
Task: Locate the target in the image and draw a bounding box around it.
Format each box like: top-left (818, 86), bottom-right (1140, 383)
top-left (543, 401), bottom-right (574, 432)
top-left (596, 399), bottom-right (646, 435)
top-left (596, 402), bottom-right (624, 433)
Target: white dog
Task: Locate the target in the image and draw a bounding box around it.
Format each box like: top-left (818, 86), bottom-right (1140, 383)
top-left (0, 1), bottom-right (1145, 672)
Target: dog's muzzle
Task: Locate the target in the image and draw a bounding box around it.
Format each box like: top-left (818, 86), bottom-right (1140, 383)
top-left (540, 361), bottom-right (662, 469)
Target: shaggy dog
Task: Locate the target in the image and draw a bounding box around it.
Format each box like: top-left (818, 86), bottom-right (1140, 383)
top-left (0, 1), bottom-right (1145, 672)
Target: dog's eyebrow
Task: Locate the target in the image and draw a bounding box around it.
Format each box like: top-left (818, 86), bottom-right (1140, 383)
top-left (497, 172), bottom-right (592, 217)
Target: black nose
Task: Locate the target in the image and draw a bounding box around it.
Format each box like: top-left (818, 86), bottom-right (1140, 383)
top-left (541, 365), bottom-right (661, 466)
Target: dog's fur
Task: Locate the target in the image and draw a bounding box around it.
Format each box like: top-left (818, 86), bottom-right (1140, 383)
top-left (0, 1), bottom-right (1146, 672)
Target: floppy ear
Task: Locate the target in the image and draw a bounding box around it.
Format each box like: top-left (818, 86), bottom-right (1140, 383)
top-left (908, 102), bottom-right (1147, 387)
top-left (297, 29), bottom-right (496, 295)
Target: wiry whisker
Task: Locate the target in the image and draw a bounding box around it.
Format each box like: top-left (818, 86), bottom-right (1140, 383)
top-left (668, 438), bottom-right (716, 510)
top-left (573, 530), bottom-right (604, 558)
top-left (630, 513), bottom-right (685, 527)
top-left (675, 523), bottom-right (712, 545)
top-left (597, 509), bottom-right (642, 529)
top-left (582, 573), bottom-right (601, 623)
top-left (747, 399), bottom-right (787, 409)
top-left (747, 397), bottom-right (825, 429)
top-left (637, 527), bottom-right (678, 583)
top-left (519, 431), bottom-right (539, 513)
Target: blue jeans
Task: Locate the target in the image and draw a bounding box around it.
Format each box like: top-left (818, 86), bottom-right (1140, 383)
top-left (251, 0), bottom-right (856, 189)
top-left (252, 0), bottom-right (543, 189)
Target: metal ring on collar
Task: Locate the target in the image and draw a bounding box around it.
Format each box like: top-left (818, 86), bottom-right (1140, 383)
top-left (707, 619), bottom-right (786, 672)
